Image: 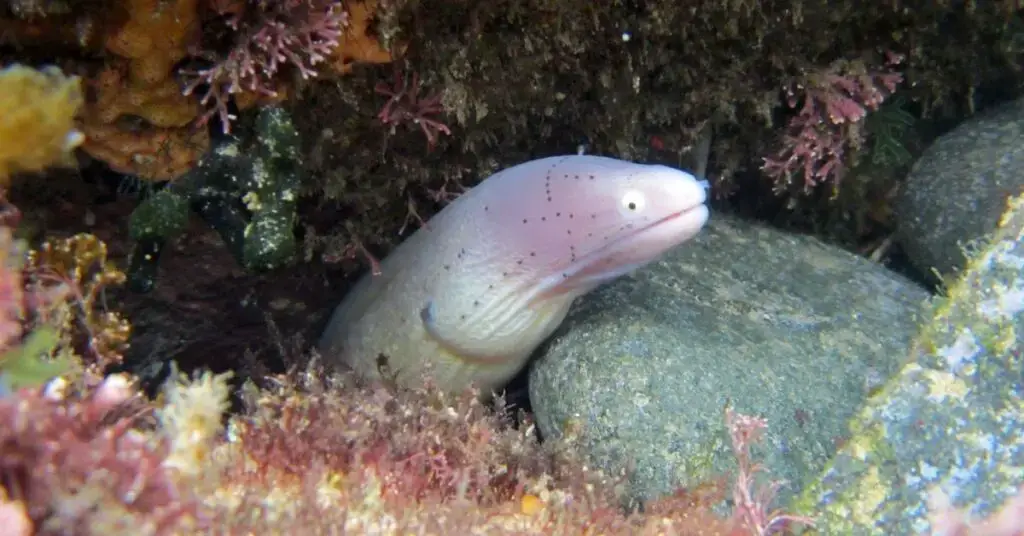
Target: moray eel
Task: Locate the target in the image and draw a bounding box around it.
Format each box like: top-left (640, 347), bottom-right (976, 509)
top-left (318, 154), bottom-right (710, 397)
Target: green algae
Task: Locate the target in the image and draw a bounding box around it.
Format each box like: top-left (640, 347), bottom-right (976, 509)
top-left (126, 106), bottom-right (304, 291)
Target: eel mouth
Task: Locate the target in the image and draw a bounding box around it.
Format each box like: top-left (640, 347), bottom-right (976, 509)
top-left (631, 201), bottom-right (710, 243)
top-left (535, 200), bottom-right (710, 300)
top-left (634, 178), bottom-right (710, 238)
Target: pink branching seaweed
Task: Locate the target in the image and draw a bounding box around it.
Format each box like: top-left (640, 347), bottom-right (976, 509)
top-left (181, 0), bottom-right (348, 134)
top-left (0, 377), bottom-right (200, 534)
top-left (761, 53), bottom-right (904, 192)
top-left (726, 407), bottom-right (816, 535)
top-left (375, 68), bottom-right (452, 149)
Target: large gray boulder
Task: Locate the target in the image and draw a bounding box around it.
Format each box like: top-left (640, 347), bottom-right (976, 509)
top-left (528, 213), bottom-right (930, 507)
top-left (896, 97), bottom-right (1024, 282)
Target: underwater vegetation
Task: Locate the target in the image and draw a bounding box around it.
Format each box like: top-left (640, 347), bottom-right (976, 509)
top-left (2, 0), bottom-right (1019, 267)
top-left (0, 0), bottom-right (1023, 533)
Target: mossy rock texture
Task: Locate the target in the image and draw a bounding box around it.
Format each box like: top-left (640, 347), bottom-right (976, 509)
top-left (793, 193), bottom-right (1024, 534)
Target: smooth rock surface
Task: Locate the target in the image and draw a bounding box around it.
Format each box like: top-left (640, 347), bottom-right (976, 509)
top-left (528, 213), bottom-right (931, 507)
top-left (896, 96), bottom-right (1024, 282)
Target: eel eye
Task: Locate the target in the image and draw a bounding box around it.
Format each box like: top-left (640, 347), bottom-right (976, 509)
top-left (620, 189), bottom-right (646, 214)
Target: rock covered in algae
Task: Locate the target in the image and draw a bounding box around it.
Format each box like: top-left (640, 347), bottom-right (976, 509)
top-left (792, 193), bottom-right (1024, 534)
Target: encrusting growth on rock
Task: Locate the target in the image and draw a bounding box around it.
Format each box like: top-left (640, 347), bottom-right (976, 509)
top-left (1, 0), bottom-right (399, 182)
top-left (793, 191), bottom-right (1024, 533)
top-left (0, 353), bottom-right (813, 533)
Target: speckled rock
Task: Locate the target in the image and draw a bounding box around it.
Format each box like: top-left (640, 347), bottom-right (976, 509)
top-left (527, 212), bottom-right (930, 507)
top-left (896, 96), bottom-right (1024, 282)
top-left (793, 193), bottom-right (1024, 534)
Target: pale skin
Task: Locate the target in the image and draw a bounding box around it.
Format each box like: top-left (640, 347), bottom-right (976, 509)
top-left (317, 154), bottom-right (710, 398)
